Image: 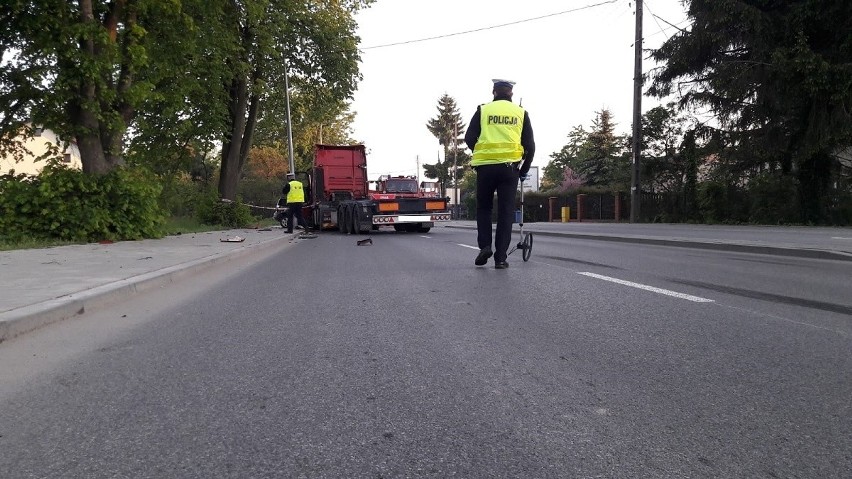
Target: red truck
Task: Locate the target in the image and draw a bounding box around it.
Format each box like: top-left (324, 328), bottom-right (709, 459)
top-left (304, 144), bottom-right (451, 233)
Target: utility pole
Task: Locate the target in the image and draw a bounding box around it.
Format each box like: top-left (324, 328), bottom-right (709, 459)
top-left (453, 122), bottom-right (459, 215)
top-left (283, 58), bottom-right (295, 174)
top-left (630, 0), bottom-right (643, 223)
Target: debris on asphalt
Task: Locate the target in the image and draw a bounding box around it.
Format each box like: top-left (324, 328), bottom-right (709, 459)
top-left (220, 236), bottom-right (245, 243)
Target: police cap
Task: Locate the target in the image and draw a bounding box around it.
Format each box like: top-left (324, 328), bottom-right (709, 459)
top-left (492, 79), bottom-right (516, 89)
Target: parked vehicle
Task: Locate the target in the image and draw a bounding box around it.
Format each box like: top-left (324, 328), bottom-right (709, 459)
top-left (302, 144), bottom-right (451, 233)
top-left (272, 198), bottom-right (289, 229)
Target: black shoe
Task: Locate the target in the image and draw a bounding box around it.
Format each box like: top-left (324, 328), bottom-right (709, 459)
top-left (494, 261), bottom-right (509, 269)
top-left (475, 248), bottom-right (493, 266)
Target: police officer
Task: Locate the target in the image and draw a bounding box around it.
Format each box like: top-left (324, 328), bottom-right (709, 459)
top-left (464, 79), bottom-right (535, 269)
top-left (282, 172), bottom-right (308, 233)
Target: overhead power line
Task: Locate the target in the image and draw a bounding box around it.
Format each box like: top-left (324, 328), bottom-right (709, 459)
top-left (643, 1), bottom-right (670, 40)
top-left (651, 13), bottom-right (690, 34)
top-left (360, 0), bottom-right (619, 50)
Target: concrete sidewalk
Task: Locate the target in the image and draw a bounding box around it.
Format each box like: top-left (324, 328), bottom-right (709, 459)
top-left (448, 221), bottom-right (852, 261)
top-left (0, 227), bottom-right (298, 343)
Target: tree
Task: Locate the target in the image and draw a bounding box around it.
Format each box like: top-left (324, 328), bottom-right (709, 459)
top-left (543, 125), bottom-right (587, 190)
top-left (640, 104), bottom-right (687, 193)
top-left (1, 0), bottom-right (195, 174)
top-left (425, 94), bottom-right (466, 195)
top-left (244, 145), bottom-right (288, 181)
top-left (649, 0), bottom-right (852, 222)
top-left (560, 167), bottom-right (585, 191)
top-left (126, 0), bottom-right (235, 177)
top-left (252, 91), bottom-right (359, 175)
top-left (216, 0), bottom-right (372, 200)
top-left (575, 109), bottom-right (628, 188)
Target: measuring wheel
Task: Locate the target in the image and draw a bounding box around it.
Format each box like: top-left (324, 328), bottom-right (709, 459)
top-left (521, 232), bottom-right (533, 261)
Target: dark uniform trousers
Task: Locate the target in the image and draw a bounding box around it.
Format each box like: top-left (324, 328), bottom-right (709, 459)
top-left (286, 202), bottom-right (307, 233)
top-left (475, 162), bottom-right (520, 262)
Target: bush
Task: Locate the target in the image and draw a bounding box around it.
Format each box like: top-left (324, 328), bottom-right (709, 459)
top-left (159, 176), bottom-right (207, 218)
top-left (194, 190), bottom-right (254, 228)
top-left (0, 165), bottom-right (165, 242)
top-left (238, 177), bottom-right (282, 210)
top-left (748, 173), bottom-right (801, 224)
top-left (697, 180), bottom-right (729, 223)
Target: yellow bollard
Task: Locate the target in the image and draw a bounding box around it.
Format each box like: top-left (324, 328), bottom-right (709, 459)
top-left (561, 206), bottom-right (570, 222)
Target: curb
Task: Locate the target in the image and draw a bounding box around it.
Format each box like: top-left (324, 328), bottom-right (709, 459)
top-left (445, 225), bottom-right (852, 262)
top-left (0, 234), bottom-right (291, 344)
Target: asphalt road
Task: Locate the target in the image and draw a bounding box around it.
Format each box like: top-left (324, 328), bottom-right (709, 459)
top-left (1, 226), bottom-right (850, 478)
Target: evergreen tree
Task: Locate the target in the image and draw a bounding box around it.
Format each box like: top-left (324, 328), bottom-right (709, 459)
top-left (425, 94), bottom-right (466, 195)
top-left (575, 109), bottom-right (627, 188)
top-left (649, 0), bottom-right (852, 222)
top-left (640, 104), bottom-right (687, 193)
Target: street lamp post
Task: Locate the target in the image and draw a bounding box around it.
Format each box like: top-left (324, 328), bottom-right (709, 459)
top-left (283, 58), bottom-right (295, 174)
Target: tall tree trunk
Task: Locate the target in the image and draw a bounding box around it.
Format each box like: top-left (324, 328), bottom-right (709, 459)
top-left (682, 129), bottom-right (698, 220)
top-left (238, 83), bottom-right (262, 174)
top-left (104, 0), bottom-right (136, 169)
top-left (219, 76), bottom-right (249, 200)
top-left (75, 0), bottom-right (109, 175)
top-left (72, 0), bottom-right (133, 175)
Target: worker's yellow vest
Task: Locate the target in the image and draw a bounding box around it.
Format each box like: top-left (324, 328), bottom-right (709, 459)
top-left (471, 100), bottom-right (525, 166)
top-left (286, 180), bottom-right (305, 203)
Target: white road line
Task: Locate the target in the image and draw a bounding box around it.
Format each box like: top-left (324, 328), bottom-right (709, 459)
top-left (831, 237), bottom-right (852, 240)
top-left (419, 235), bottom-right (432, 238)
top-left (458, 244), bottom-right (479, 250)
top-left (577, 272), bottom-right (715, 303)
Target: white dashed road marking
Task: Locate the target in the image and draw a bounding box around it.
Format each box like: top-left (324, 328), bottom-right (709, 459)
top-left (577, 272), bottom-right (715, 303)
top-left (453, 244), bottom-right (714, 302)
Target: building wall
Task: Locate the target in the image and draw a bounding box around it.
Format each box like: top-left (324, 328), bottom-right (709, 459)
top-left (0, 128), bottom-right (82, 175)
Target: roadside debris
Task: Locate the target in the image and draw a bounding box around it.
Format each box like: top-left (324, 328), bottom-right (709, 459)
top-left (220, 236), bottom-right (245, 243)
top-left (357, 238), bottom-right (372, 246)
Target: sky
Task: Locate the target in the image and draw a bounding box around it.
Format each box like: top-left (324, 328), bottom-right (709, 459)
top-left (349, 0), bottom-right (691, 181)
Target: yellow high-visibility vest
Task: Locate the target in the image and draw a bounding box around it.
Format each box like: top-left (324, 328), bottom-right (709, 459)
top-left (286, 180), bottom-right (305, 203)
top-left (471, 100), bottom-right (525, 166)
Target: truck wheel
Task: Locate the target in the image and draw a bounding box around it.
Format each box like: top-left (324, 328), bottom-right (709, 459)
top-left (338, 207), bottom-right (349, 234)
top-left (345, 207), bottom-right (353, 234)
top-left (352, 207), bottom-right (362, 234)
top-left (417, 226), bottom-right (431, 233)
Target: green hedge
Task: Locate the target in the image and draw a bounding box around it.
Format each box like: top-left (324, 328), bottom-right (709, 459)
top-left (0, 165), bottom-right (166, 243)
top-left (194, 190), bottom-right (255, 228)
